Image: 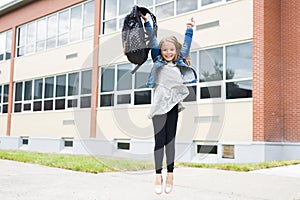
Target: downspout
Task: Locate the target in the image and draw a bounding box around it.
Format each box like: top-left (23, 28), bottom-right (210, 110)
top-left (6, 26), bottom-right (16, 136)
top-left (90, 0), bottom-right (101, 138)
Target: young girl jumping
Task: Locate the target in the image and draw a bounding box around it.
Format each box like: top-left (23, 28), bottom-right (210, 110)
top-left (141, 15), bottom-right (197, 194)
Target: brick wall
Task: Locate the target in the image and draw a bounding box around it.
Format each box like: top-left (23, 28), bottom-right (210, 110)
top-left (282, 0), bottom-right (300, 142)
top-left (253, 0), bottom-right (300, 142)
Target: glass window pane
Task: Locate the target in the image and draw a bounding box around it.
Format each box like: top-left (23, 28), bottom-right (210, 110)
top-left (6, 30), bottom-right (12, 53)
top-left (56, 75), bottom-right (66, 97)
top-left (33, 101), bottom-right (42, 111)
top-left (58, 33), bottom-right (69, 46)
top-left (44, 100), bottom-right (53, 111)
top-left (3, 84), bottom-right (9, 103)
top-left (17, 26), bottom-right (26, 47)
top-left (83, 26), bottom-right (94, 39)
top-left (47, 15), bottom-right (58, 38)
top-left (68, 99), bottom-right (78, 108)
top-left (83, 1), bottom-right (94, 26)
top-left (177, 0), bottom-right (197, 15)
top-left (134, 91), bottom-right (151, 105)
top-left (23, 103), bottom-right (31, 111)
top-left (80, 96), bottom-right (91, 108)
top-left (100, 94), bottom-right (114, 107)
top-left (103, 20), bottom-right (116, 34)
top-left (226, 80), bottom-right (252, 99)
top-left (2, 105), bottom-right (8, 113)
top-left (27, 22), bottom-right (36, 44)
top-left (156, 2), bottom-right (174, 20)
top-left (200, 86), bottom-right (221, 99)
top-left (70, 5), bottom-right (82, 42)
top-left (44, 77), bottom-right (54, 98)
top-left (34, 79), bottom-right (43, 100)
top-left (55, 99), bottom-right (65, 110)
top-left (199, 47), bottom-right (223, 82)
top-left (68, 72), bottom-right (79, 96)
top-left (103, 0), bottom-right (117, 20)
top-left (37, 19), bottom-right (46, 42)
top-left (15, 82), bottom-right (23, 101)
top-left (119, 0), bottom-right (134, 15)
top-left (0, 85), bottom-right (2, 103)
top-left (202, 0), bottom-right (222, 6)
top-left (0, 33), bottom-right (5, 60)
top-left (101, 67), bottom-right (115, 92)
top-left (135, 60), bottom-right (152, 89)
top-left (24, 81), bottom-right (32, 100)
top-left (117, 94), bottom-right (131, 104)
top-left (226, 42), bottom-right (252, 80)
top-left (81, 70), bottom-right (92, 94)
top-left (117, 63), bottom-right (132, 91)
top-left (137, 0), bottom-right (153, 7)
top-left (59, 10), bottom-right (69, 34)
top-left (14, 103), bottom-right (22, 113)
top-left (46, 38), bottom-right (56, 49)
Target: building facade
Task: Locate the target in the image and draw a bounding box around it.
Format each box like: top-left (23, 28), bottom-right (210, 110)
top-left (0, 0), bottom-right (299, 163)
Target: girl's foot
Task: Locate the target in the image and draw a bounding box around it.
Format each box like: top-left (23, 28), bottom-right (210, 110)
top-left (165, 172), bottom-right (173, 194)
top-left (154, 174), bottom-right (163, 195)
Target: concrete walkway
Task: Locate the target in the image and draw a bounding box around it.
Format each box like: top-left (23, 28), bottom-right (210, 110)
top-left (0, 159), bottom-right (299, 200)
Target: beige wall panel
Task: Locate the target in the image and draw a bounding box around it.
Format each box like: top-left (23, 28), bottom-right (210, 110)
top-left (97, 106), bottom-right (153, 140)
top-left (0, 116), bottom-right (7, 136)
top-left (11, 110), bottom-right (90, 138)
top-left (14, 39), bottom-right (93, 81)
top-left (221, 101), bottom-right (253, 142)
top-left (96, 101), bottom-right (252, 143)
top-left (0, 61), bottom-right (10, 84)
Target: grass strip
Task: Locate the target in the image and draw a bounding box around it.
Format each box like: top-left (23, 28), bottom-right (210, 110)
top-left (0, 150), bottom-right (154, 173)
top-left (178, 160), bottom-right (300, 172)
top-left (1, 150), bottom-right (300, 173)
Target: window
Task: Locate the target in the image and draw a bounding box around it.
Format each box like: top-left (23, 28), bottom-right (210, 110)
top-left (226, 42), bottom-right (252, 99)
top-left (16, 0), bottom-right (95, 57)
top-left (101, 0), bottom-right (226, 34)
top-left (197, 144), bottom-right (218, 154)
top-left (1, 84), bottom-right (9, 113)
top-left (99, 61), bottom-right (152, 107)
top-left (0, 29), bottom-right (12, 61)
top-left (196, 41), bottom-right (252, 100)
top-left (13, 70), bottom-right (92, 113)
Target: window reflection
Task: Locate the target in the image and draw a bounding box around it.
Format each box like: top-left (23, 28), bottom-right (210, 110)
top-left (199, 47), bottom-right (223, 82)
top-left (226, 81), bottom-right (252, 99)
top-left (177, 0), bottom-right (197, 15)
top-left (226, 42), bottom-right (252, 80)
top-left (117, 63), bottom-right (132, 91)
top-left (156, 2), bottom-right (174, 20)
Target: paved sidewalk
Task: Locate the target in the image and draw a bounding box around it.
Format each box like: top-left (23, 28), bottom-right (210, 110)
top-left (0, 159), bottom-right (300, 200)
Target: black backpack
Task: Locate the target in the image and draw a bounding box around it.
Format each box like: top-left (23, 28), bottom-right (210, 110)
top-left (122, 6), bottom-right (157, 74)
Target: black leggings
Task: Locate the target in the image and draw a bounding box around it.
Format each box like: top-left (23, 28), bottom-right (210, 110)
top-left (152, 104), bottom-right (178, 174)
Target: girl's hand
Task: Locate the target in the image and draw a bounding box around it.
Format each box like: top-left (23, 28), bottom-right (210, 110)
top-left (186, 17), bottom-right (195, 29)
top-left (141, 14), bottom-right (148, 22)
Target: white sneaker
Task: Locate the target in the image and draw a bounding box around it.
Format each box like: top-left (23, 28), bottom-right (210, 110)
top-left (154, 174), bottom-right (163, 195)
top-left (165, 173), bottom-right (173, 194)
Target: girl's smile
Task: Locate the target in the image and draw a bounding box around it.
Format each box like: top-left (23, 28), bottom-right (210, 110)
top-left (160, 41), bottom-right (177, 62)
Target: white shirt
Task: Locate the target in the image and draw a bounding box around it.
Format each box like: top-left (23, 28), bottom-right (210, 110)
top-left (149, 62), bottom-right (189, 118)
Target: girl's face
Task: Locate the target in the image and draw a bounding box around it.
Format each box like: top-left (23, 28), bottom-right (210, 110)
top-left (160, 41), bottom-right (177, 62)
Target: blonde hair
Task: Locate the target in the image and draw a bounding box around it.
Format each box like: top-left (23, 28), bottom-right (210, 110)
top-left (159, 36), bottom-right (191, 65)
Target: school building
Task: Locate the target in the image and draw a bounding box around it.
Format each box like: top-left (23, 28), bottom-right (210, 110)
top-left (0, 0), bottom-right (299, 163)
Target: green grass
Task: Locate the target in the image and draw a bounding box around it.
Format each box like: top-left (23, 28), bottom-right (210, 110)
top-left (178, 160), bottom-right (300, 172)
top-left (0, 150), bottom-right (154, 173)
top-left (1, 150), bottom-right (300, 173)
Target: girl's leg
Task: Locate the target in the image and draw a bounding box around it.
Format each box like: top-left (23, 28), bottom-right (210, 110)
top-left (165, 104), bottom-right (178, 173)
top-left (152, 114), bottom-right (167, 174)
